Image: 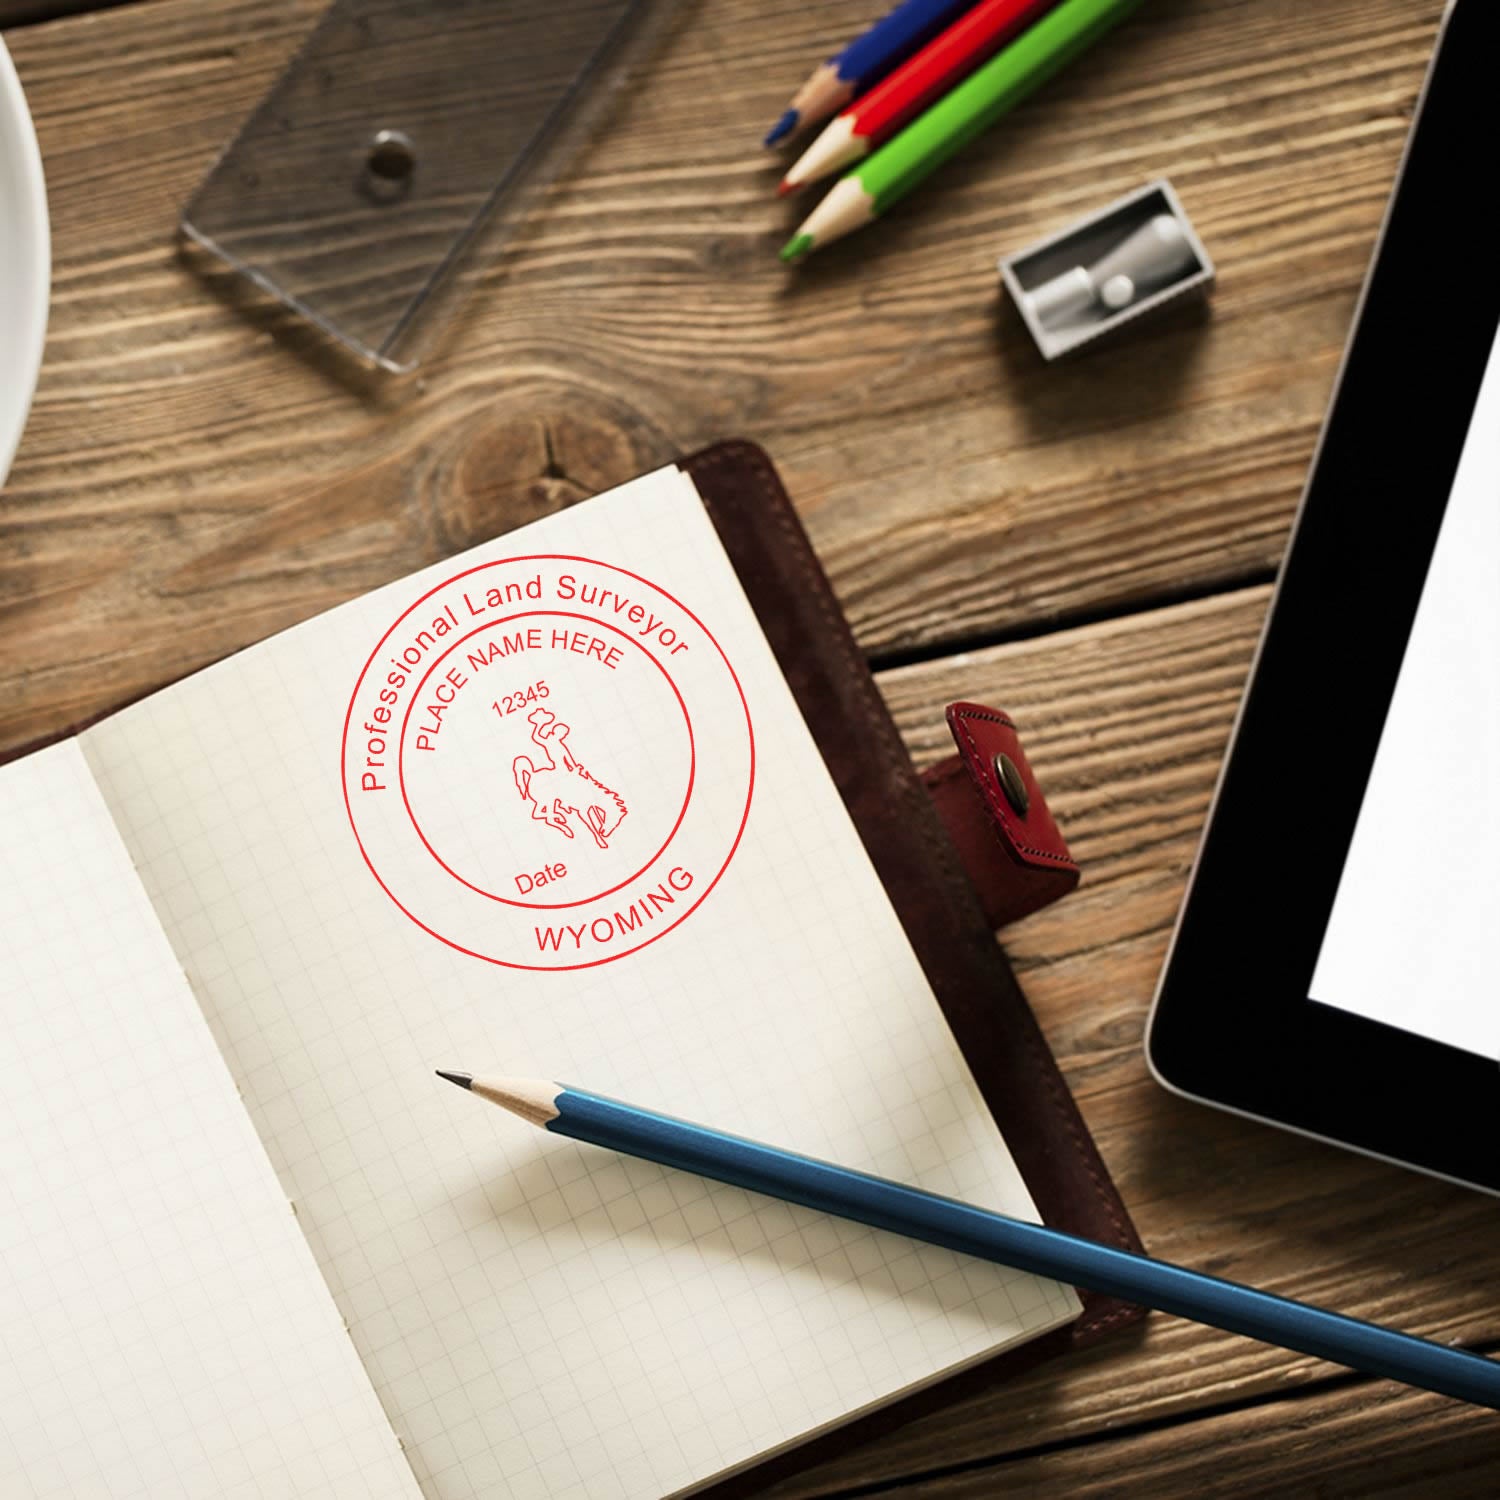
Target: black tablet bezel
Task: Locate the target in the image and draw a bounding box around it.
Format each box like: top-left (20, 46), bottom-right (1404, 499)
top-left (1146, 0), bottom-right (1500, 1194)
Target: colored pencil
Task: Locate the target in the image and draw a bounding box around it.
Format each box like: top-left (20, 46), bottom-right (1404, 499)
top-left (780, 0), bottom-right (1062, 195)
top-left (439, 1071), bottom-right (1500, 1411)
top-left (764, 0), bottom-right (982, 148)
top-left (781, 0), bottom-right (1145, 262)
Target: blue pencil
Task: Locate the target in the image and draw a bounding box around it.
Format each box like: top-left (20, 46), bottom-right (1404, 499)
top-left (439, 1071), bottom-right (1500, 1410)
top-left (765, 0), bottom-right (981, 147)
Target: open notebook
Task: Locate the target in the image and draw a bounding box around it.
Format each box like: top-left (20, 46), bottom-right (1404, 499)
top-left (1, 454), bottom-right (1083, 1500)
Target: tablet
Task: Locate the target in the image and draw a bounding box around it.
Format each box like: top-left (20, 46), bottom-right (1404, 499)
top-left (1146, 0), bottom-right (1500, 1195)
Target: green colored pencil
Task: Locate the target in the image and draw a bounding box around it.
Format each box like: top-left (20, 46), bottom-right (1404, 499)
top-left (781, 0), bottom-right (1147, 262)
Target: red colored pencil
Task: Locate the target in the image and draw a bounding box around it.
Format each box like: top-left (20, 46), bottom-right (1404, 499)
top-left (779, 0), bottom-right (1062, 193)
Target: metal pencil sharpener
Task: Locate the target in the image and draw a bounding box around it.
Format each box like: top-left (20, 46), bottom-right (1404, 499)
top-left (999, 180), bottom-right (1214, 360)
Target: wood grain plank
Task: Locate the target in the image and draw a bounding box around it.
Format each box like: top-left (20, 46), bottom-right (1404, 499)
top-left (0, 1), bottom-right (134, 26)
top-left (4, 3), bottom-right (1489, 1488)
top-left (1, 0), bottom-right (1446, 757)
top-left (750, 586), bottom-right (1500, 1496)
top-left (878, 1380), bottom-right (1500, 1499)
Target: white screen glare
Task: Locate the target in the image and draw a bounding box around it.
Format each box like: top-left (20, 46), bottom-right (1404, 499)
top-left (1309, 323), bottom-right (1500, 1059)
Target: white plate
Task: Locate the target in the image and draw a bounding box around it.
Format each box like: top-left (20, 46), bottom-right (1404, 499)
top-left (0, 37), bottom-right (49, 487)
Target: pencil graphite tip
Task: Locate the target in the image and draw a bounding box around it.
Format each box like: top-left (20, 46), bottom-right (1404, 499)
top-left (763, 110), bottom-right (799, 149)
top-left (780, 232), bottom-right (814, 264)
top-left (780, 176), bottom-right (873, 264)
top-left (775, 178), bottom-right (797, 198)
top-left (436, 1069), bottom-right (474, 1090)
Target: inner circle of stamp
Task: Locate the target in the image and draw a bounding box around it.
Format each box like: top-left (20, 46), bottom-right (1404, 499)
top-left (397, 611), bottom-right (696, 910)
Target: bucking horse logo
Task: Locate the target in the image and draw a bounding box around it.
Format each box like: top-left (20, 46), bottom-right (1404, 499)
top-left (512, 708), bottom-right (628, 851)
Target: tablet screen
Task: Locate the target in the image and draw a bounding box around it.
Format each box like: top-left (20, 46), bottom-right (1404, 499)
top-left (1148, 1), bottom-right (1500, 1191)
top-left (1309, 322), bottom-right (1500, 1059)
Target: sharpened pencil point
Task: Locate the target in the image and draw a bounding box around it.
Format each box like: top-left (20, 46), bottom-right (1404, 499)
top-left (436, 1070), bottom-right (473, 1090)
top-left (776, 178), bottom-right (796, 198)
top-left (780, 233), bottom-right (814, 264)
top-left (763, 110), bottom-right (799, 148)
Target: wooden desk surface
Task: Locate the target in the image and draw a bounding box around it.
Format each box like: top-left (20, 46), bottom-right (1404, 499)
top-left (6, 0), bottom-right (1498, 1492)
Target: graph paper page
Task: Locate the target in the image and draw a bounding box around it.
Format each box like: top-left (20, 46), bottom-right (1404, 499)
top-left (0, 740), bottom-right (421, 1500)
top-left (81, 465), bottom-right (1079, 1500)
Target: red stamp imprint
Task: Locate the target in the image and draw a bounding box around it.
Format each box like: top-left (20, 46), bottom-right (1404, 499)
top-left (341, 555), bottom-right (755, 970)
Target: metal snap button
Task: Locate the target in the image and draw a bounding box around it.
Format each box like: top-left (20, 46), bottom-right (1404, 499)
top-left (993, 752), bottom-right (1030, 817)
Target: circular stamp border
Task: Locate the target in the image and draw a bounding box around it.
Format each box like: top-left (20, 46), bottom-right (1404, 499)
top-left (341, 554), bottom-right (756, 972)
top-left (396, 610), bottom-right (696, 911)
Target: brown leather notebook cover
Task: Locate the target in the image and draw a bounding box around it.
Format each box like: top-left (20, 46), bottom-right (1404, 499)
top-left (682, 440), bottom-right (1144, 1482)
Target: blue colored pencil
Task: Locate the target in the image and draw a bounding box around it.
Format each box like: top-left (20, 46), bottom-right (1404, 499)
top-left (765, 0), bottom-right (982, 147)
top-left (439, 1071), bottom-right (1500, 1411)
